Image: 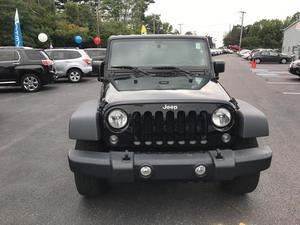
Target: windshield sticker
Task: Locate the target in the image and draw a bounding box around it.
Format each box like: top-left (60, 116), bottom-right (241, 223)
top-left (195, 43), bottom-right (201, 49)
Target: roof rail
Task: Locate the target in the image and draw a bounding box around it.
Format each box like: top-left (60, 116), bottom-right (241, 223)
top-left (0, 46), bottom-right (33, 49)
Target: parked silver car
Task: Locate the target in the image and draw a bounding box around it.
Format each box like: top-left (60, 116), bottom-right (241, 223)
top-left (45, 49), bottom-right (92, 82)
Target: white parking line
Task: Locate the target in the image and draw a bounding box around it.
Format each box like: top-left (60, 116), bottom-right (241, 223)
top-left (257, 73), bottom-right (279, 77)
top-left (267, 82), bottom-right (300, 85)
top-left (283, 92), bottom-right (300, 95)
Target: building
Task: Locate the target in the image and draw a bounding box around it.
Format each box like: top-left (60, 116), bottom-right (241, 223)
top-left (282, 18), bottom-right (300, 59)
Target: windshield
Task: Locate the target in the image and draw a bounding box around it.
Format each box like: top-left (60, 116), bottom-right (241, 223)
top-left (109, 38), bottom-right (210, 68)
top-left (108, 38), bottom-right (211, 91)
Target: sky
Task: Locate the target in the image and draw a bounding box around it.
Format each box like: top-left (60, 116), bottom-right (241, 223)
top-left (146, 0), bottom-right (299, 47)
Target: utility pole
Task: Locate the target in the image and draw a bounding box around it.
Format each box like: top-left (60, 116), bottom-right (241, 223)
top-left (96, 0), bottom-right (100, 38)
top-left (153, 18), bottom-right (156, 34)
top-left (239, 11), bottom-right (246, 49)
top-left (178, 23), bottom-right (183, 34)
top-left (152, 15), bottom-right (159, 34)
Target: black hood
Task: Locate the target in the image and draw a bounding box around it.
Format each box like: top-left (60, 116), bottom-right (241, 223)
top-left (103, 81), bottom-right (231, 107)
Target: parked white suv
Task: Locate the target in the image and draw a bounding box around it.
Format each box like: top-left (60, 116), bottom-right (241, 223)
top-left (45, 49), bottom-right (92, 83)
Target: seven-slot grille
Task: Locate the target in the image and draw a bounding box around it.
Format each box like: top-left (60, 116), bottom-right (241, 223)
top-left (131, 111), bottom-right (208, 146)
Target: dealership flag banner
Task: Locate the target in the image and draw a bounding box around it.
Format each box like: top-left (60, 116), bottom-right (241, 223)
top-left (14, 9), bottom-right (23, 47)
top-left (141, 25), bottom-right (147, 35)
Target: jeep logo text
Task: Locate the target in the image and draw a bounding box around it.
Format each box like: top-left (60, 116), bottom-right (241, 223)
top-left (162, 105), bottom-right (178, 110)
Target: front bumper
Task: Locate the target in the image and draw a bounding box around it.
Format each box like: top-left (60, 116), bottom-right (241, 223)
top-left (41, 71), bottom-right (56, 85)
top-left (68, 146), bottom-right (272, 182)
top-left (82, 66), bottom-right (92, 76)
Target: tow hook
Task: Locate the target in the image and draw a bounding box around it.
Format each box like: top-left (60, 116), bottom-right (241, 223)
top-left (216, 149), bottom-right (224, 159)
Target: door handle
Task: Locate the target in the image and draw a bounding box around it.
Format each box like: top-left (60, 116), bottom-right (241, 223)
top-left (13, 62), bottom-right (20, 65)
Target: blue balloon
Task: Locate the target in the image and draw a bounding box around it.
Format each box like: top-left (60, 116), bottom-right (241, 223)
top-left (74, 35), bottom-right (82, 44)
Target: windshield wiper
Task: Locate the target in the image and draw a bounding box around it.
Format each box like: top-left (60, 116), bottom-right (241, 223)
top-left (153, 66), bottom-right (209, 76)
top-left (112, 74), bottom-right (138, 84)
top-left (111, 66), bottom-right (150, 77)
top-left (151, 66), bottom-right (196, 82)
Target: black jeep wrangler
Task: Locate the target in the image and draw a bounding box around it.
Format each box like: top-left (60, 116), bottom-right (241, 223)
top-left (68, 35), bottom-right (272, 196)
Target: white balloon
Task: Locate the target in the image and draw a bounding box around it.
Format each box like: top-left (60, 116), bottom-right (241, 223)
top-left (38, 33), bottom-right (48, 43)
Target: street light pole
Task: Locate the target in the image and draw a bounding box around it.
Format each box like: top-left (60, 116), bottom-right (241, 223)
top-left (153, 17), bottom-right (156, 34)
top-left (239, 11), bottom-right (246, 49)
top-left (178, 23), bottom-right (183, 34)
top-left (96, 0), bottom-right (100, 38)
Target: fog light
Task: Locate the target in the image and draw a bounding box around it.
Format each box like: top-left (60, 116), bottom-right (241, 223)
top-left (140, 166), bottom-right (152, 178)
top-left (221, 133), bottom-right (231, 143)
top-left (195, 165), bottom-right (206, 177)
top-left (109, 135), bottom-right (119, 145)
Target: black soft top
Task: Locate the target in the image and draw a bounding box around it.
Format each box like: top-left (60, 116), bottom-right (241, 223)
top-left (108, 35), bottom-right (208, 41)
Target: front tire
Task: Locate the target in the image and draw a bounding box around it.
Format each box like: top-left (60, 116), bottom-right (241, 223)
top-left (73, 140), bottom-right (108, 197)
top-left (68, 69), bottom-right (82, 83)
top-left (74, 173), bottom-right (108, 197)
top-left (255, 58), bottom-right (261, 64)
top-left (221, 173), bottom-right (260, 194)
top-left (21, 74), bottom-right (41, 92)
top-left (280, 58), bottom-right (287, 64)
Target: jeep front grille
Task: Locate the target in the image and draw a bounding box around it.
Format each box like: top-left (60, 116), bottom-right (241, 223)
top-left (131, 111), bottom-right (208, 146)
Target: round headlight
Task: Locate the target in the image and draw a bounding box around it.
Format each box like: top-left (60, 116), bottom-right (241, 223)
top-left (108, 109), bottom-right (128, 129)
top-left (212, 108), bottom-right (231, 128)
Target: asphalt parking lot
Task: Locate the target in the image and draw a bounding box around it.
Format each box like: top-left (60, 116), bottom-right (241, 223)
top-left (0, 54), bottom-right (299, 225)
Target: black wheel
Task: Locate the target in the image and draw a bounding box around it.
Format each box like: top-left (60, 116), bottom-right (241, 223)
top-left (73, 140), bottom-right (108, 197)
top-left (255, 58), bottom-right (261, 64)
top-left (68, 68), bottom-right (82, 83)
top-left (21, 74), bottom-right (41, 92)
top-left (280, 58), bottom-right (287, 64)
top-left (221, 173), bottom-right (260, 194)
top-left (74, 173), bottom-right (108, 197)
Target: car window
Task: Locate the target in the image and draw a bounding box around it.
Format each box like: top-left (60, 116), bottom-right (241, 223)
top-left (0, 50), bottom-right (19, 61)
top-left (85, 50), bottom-right (106, 58)
top-left (25, 50), bottom-right (47, 60)
top-left (65, 51), bottom-right (81, 59)
top-left (261, 51), bottom-right (270, 56)
top-left (269, 51), bottom-right (279, 56)
top-left (47, 50), bottom-right (81, 60)
top-left (47, 51), bottom-right (64, 60)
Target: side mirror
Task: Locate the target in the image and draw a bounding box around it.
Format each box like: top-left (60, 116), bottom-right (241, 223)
top-left (213, 60), bottom-right (225, 79)
top-left (98, 61), bottom-right (105, 82)
top-left (91, 58), bottom-right (105, 82)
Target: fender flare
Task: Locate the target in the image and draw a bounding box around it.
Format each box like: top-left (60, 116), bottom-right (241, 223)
top-left (69, 100), bottom-right (101, 141)
top-left (236, 99), bottom-right (269, 138)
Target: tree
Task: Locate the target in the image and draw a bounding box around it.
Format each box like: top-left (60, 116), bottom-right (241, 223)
top-left (223, 25), bottom-right (241, 47)
top-left (223, 12), bottom-right (300, 49)
top-left (144, 14), bottom-right (175, 34)
top-left (0, 0), bottom-right (178, 48)
top-left (206, 36), bottom-right (215, 48)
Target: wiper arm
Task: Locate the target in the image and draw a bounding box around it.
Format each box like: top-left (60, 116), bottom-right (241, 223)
top-left (152, 66), bottom-right (194, 82)
top-left (113, 74), bottom-right (138, 84)
top-left (111, 66), bottom-right (150, 77)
